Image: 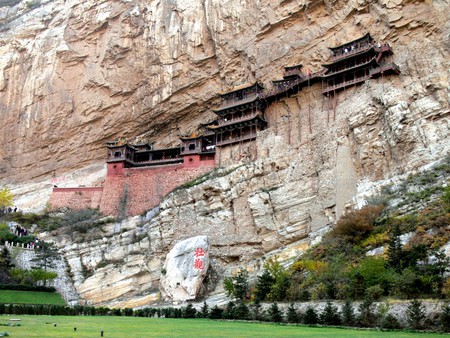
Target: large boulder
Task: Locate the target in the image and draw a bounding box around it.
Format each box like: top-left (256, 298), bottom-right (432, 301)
top-left (159, 236), bottom-right (209, 302)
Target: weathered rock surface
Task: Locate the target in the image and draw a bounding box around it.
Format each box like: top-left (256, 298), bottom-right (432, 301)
top-left (159, 236), bottom-right (209, 302)
top-left (0, 0), bottom-right (449, 307)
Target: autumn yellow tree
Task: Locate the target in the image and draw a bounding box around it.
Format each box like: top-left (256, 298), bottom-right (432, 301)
top-left (0, 186), bottom-right (14, 212)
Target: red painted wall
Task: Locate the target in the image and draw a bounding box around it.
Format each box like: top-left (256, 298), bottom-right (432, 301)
top-left (99, 162), bottom-right (215, 216)
top-left (49, 187), bottom-right (104, 210)
top-left (49, 159), bottom-right (216, 217)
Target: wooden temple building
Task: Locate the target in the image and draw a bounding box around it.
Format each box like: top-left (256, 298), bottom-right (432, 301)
top-left (207, 82), bottom-right (267, 147)
top-left (106, 33), bottom-right (400, 172)
top-left (321, 33), bottom-right (400, 96)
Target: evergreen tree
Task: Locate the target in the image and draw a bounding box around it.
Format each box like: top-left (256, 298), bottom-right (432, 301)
top-left (223, 268), bottom-right (249, 300)
top-left (183, 303), bottom-right (197, 318)
top-left (357, 297), bottom-right (377, 327)
top-left (341, 300), bottom-right (355, 326)
top-left (235, 301), bottom-right (249, 320)
top-left (320, 301), bottom-right (341, 325)
top-left (209, 305), bottom-right (223, 319)
top-left (250, 299), bottom-right (264, 321)
top-left (286, 303), bottom-right (299, 323)
top-left (268, 303), bottom-right (283, 323)
top-left (223, 301), bottom-right (236, 319)
top-left (406, 299), bottom-right (426, 330)
top-left (440, 304), bottom-right (450, 332)
top-left (303, 306), bottom-right (318, 324)
top-left (199, 301), bottom-right (209, 318)
top-left (254, 269), bottom-right (275, 302)
top-left (387, 225), bottom-right (403, 272)
top-left (31, 242), bottom-right (59, 286)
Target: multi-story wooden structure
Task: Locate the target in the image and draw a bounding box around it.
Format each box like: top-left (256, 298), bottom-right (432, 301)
top-left (207, 82), bottom-right (267, 146)
top-left (321, 33), bottom-right (400, 96)
top-left (106, 141), bottom-right (182, 175)
top-left (264, 65), bottom-right (321, 103)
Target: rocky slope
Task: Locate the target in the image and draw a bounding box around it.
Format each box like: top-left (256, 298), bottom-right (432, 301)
top-left (0, 0), bottom-right (449, 307)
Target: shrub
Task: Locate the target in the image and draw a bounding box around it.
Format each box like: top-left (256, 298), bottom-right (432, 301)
top-left (286, 303), bottom-right (300, 323)
top-left (320, 301), bottom-right (341, 325)
top-left (357, 298), bottom-right (378, 327)
top-left (223, 301), bottom-right (236, 319)
top-left (223, 268), bottom-right (249, 300)
top-left (183, 304), bottom-right (196, 318)
top-left (234, 301), bottom-right (249, 320)
top-left (406, 299), bottom-right (426, 330)
top-left (209, 305), bottom-right (223, 319)
top-left (303, 306), bottom-right (318, 324)
top-left (380, 313), bottom-right (402, 329)
top-left (366, 285), bottom-right (384, 301)
top-left (334, 205), bottom-right (385, 244)
top-left (440, 304), bottom-right (450, 332)
top-left (268, 303), bottom-right (283, 323)
top-left (341, 300), bottom-right (355, 326)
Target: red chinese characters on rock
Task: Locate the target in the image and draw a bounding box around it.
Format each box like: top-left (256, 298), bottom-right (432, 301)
top-left (193, 247), bottom-right (206, 270)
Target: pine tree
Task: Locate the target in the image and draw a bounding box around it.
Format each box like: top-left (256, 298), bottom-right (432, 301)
top-left (320, 301), bottom-right (341, 325)
top-left (387, 225), bottom-right (403, 272)
top-left (223, 301), bottom-right (236, 319)
top-left (440, 304), bottom-right (450, 332)
top-left (199, 301), bottom-right (209, 318)
top-left (254, 269), bottom-right (275, 302)
top-left (235, 301), bottom-right (249, 320)
top-left (406, 299), bottom-right (426, 330)
top-left (341, 300), bottom-right (355, 326)
top-left (286, 303), bottom-right (299, 323)
top-left (183, 303), bottom-right (196, 318)
top-left (250, 299), bottom-right (264, 321)
top-left (31, 242), bottom-right (59, 286)
top-left (303, 306), bottom-right (318, 324)
top-left (209, 305), bottom-right (223, 319)
top-left (268, 303), bottom-right (283, 323)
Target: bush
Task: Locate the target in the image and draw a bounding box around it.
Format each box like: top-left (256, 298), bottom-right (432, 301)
top-left (357, 298), bottom-right (378, 327)
top-left (380, 313), bottom-right (402, 329)
top-left (234, 301), bottom-right (249, 320)
top-left (341, 300), bottom-right (355, 326)
top-left (440, 304), bottom-right (450, 332)
top-left (209, 305), bottom-right (223, 319)
top-left (183, 304), bottom-right (197, 318)
top-left (320, 301), bottom-right (341, 325)
top-left (334, 205), bottom-right (385, 244)
top-left (268, 303), bottom-right (283, 323)
top-left (303, 306), bottom-right (318, 324)
top-left (286, 303), bottom-right (300, 323)
top-left (406, 299), bottom-right (426, 330)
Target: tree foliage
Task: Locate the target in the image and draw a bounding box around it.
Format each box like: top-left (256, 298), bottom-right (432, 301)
top-left (0, 186), bottom-right (14, 211)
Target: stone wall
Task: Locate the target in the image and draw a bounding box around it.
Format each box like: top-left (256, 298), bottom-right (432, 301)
top-left (49, 187), bottom-right (103, 210)
top-left (99, 163), bottom-right (216, 217)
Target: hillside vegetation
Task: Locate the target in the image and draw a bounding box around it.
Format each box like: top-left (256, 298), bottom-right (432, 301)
top-left (230, 156), bottom-right (450, 303)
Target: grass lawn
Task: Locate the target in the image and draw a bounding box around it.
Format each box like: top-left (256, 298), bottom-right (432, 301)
top-left (0, 290), bottom-right (65, 305)
top-left (0, 316), bottom-right (446, 338)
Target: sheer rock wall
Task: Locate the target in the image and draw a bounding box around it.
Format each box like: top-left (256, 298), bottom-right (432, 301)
top-left (0, 0), bottom-right (449, 307)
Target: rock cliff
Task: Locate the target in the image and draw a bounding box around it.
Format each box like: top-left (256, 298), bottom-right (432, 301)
top-left (0, 0), bottom-right (449, 307)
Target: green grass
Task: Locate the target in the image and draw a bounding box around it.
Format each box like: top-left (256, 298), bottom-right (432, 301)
top-left (0, 290), bottom-right (65, 305)
top-left (0, 316), bottom-right (446, 338)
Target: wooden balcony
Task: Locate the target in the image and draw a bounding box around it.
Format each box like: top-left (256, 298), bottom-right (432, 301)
top-left (216, 133), bottom-right (257, 146)
top-left (214, 94), bottom-right (260, 112)
top-left (132, 157), bottom-right (183, 166)
top-left (322, 57), bottom-right (376, 78)
top-left (370, 62), bottom-right (401, 78)
top-left (284, 68), bottom-right (303, 78)
top-left (331, 43), bottom-right (373, 62)
top-left (218, 112), bottom-right (260, 127)
top-left (322, 75), bottom-right (370, 95)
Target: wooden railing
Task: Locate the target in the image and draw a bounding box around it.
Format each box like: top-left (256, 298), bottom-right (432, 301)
top-left (322, 57), bottom-right (375, 78)
top-left (216, 94), bottom-right (260, 111)
top-left (218, 112), bottom-right (259, 127)
top-left (216, 133), bottom-right (257, 146)
top-left (322, 75), bottom-right (369, 94)
top-left (331, 43), bottom-right (373, 62)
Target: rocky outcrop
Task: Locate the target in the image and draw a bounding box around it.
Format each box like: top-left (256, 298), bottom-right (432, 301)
top-left (0, 0), bottom-right (449, 308)
top-left (159, 236), bottom-right (210, 303)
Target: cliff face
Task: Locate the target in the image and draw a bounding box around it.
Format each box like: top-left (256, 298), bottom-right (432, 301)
top-left (1, 0), bottom-right (449, 307)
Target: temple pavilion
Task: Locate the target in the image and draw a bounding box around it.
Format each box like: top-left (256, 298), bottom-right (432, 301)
top-left (321, 33), bottom-right (400, 96)
top-left (207, 82), bottom-right (267, 146)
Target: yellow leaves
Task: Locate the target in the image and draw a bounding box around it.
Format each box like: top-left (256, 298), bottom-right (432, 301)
top-left (0, 186), bottom-right (14, 209)
top-left (291, 259), bottom-right (328, 273)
